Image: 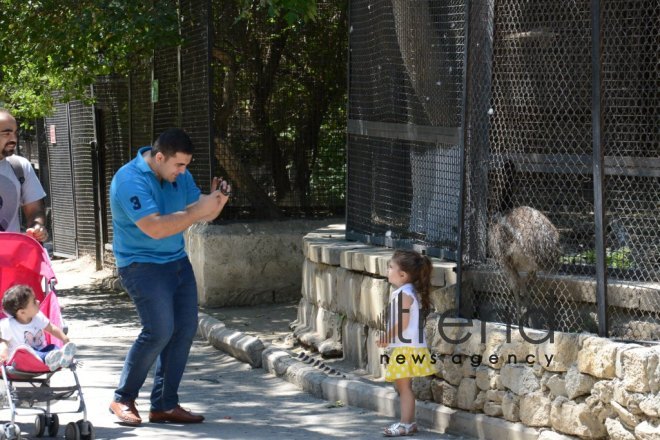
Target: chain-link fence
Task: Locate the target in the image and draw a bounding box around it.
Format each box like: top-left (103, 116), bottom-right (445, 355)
top-left (346, 0), bottom-right (466, 258)
top-left (348, 0), bottom-right (659, 341)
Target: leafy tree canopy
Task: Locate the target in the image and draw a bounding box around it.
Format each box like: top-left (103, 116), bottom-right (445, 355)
top-left (0, 0), bottom-right (317, 121)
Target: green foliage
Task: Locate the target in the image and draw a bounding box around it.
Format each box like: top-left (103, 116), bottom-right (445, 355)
top-left (0, 0), bottom-right (180, 120)
top-left (239, 0), bottom-right (317, 24)
top-left (562, 247), bottom-right (634, 270)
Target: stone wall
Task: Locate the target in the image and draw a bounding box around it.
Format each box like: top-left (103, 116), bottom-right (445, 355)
top-left (185, 220), bottom-right (343, 307)
top-left (295, 228), bottom-right (660, 439)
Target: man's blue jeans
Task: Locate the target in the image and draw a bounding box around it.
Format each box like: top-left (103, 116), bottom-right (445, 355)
top-left (114, 257), bottom-right (198, 412)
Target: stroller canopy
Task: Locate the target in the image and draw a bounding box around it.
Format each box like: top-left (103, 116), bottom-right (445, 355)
top-left (0, 232), bottom-right (55, 303)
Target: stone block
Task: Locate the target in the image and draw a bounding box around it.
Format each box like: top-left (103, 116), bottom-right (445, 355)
top-left (442, 355), bottom-right (464, 386)
top-left (412, 376), bottom-right (433, 401)
top-left (578, 336), bottom-right (621, 379)
top-left (604, 418), bottom-right (635, 440)
top-left (342, 319), bottom-right (367, 369)
top-left (502, 392), bottom-right (520, 422)
top-left (550, 397), bottom-right (607, 438)
top-left (483, 402), bottom-right (503, 417)
top-left (565, 364), bottom-right (596, 400)
top-left (457, 378), bottom-right (478, 411)
top-left (536, 332), bottom-right (580, 373)
top-left (619, 346), bottom-right (660, 393)
top-left (545, 374), bottom-right (568, 398)
top-left (430, 285), bottom-right (456, 313)
top-left (357, 277), bottom-right (389, 328)
top-left (188, 220), bottom-right (333, 307)
top-left (314, 263), bottom-right (338, 312)
top-left (500, 364), bottom-right (541, 396)
top-left (361, 248), bottom-right (394, 276)
top-left (639, 394), bottom-right (660, 418)
top-left (635, 421), bottom-right (660, 440)
top-left (476, 365), bottom-right (499, 391)
top-left (486, 389), bottom-right (506, 403)
top-left (520, 392), bottom-right (551, 427)
top-left (366, 328), bottom-right (386, 379)
top-left (336, 268), bottom-right (363, 321)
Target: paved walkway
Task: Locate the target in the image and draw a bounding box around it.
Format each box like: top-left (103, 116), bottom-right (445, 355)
top-left (1, 257), bottom-right (469, 439)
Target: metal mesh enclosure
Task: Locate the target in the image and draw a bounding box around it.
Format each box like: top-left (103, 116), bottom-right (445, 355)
top-left (346, 0), bottom-right (466, 258)
top-left (348, 0), bottom-right (659, 341)
top-left (601, 0), bottom-right (660, 340)
top-left (68, 100), bottom-right (97, 256)
top-left (180, 0), bottom-right (212, 192)
top-left (94, 75), bottom-right (130, 259)
top-left (44, 101), bottom-right (78, 258)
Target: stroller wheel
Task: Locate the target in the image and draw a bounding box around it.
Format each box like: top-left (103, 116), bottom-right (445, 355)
top-left (64, 422), bottom-right (80, 440)
top-left (34, 414), bottom-right (46, 437)
top-left (2, 423), bottom-right (21, 439)
top-left (47, 414), bottom-right (59, 438)
top-left (76, 420), bottom-right (95, 440)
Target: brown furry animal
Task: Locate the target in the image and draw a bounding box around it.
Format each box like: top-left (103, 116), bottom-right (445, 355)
top-left (488, 206), bottom-right (560, 324)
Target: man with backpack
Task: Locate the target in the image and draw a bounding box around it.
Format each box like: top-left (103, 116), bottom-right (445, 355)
top-left (0, 109), bottom-right (48, 242)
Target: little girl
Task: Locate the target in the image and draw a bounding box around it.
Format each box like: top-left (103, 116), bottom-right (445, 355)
top-left (378, 250), bottom-right (434, 437)
top-left (0, 285), bottom-right (76, 371)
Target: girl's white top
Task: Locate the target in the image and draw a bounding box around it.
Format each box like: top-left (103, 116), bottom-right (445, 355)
top-left (388, 283), bottom-right (426, 348)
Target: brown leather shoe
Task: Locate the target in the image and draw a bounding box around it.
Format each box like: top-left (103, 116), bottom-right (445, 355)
top-left (109, 400), bottom-right (141, 425)
top-left (149, 405), bottom-right (205, 423)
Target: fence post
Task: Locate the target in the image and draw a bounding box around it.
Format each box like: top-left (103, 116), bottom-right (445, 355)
top-left (456, 0), bottom-right (471, 317)
top-left (591, 0), bottom-right (608, 337)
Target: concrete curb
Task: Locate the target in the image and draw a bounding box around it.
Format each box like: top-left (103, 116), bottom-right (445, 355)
top-left (198, 312), bottom-right (265, 367)
top-left (198, 313), bottom-right (541, 440)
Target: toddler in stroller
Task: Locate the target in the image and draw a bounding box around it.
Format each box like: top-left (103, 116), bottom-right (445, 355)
top-left (0, 232), bottom-right (94, 440)
top-left (0, 285), bottom-right (78, 372)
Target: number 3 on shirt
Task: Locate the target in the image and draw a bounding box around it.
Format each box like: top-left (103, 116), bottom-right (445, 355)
top-left (129, 196), bottom-right (142, 210)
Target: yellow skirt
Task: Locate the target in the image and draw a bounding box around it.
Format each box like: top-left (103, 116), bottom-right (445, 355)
top-left (384, 346), bottom-right (434, 382)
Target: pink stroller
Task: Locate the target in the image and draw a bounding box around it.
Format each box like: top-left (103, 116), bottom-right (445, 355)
top-left (0, 232), bottom-right (94, 440)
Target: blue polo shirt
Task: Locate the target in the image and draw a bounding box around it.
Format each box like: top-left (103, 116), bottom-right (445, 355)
top-left (110, 146), bottom-right (201, 267)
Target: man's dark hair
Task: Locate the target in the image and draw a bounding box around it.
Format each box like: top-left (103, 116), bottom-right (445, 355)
top-left (151, 128), bottom-right (194, 158)
top-left (2, 285), bottom-right (35, 317)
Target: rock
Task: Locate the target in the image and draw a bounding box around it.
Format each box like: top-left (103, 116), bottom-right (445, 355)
top-left (474, 390), bottom-right (487, 411)
top-left (604, 417), bottom-right (635, 440)
top-left (442, 355), bottom-right (465, 386)
top-left (590, 380), bottom-right (614, 404)
top-left (519, 391), bottom-right (551, 427)
top-left (483, 401), bottom-right (503, 417)
top-left (578, 336), bottom-right (622, 379)
top-left (565, 364), bottom-right (596, 399)
top-left (550, 396), bottom-right (607, 438)
top-left (500, 363), bottom-right (540, 395)
top-left (502, 392), bottom-right (520, 422)
top-left (475, 365), bottom-right (498, 391)
top-left (610, 401), bottom-right (639, 430)
top-left (537, 332), bottom-right (580, 373)
top-left (546, 374), bottom-right (568, 398)
top-left (486, 389), bottom-right (506, 403)
top-left (639, 394), bottom-right (660, 417)
top-left (618, 347), bottom-right (660, 393)
top-left (634, 421), bottom-right (660, 440)
top-left (431, 379), bottom-right (457, 407)
top-left (457, 378), bottom-right (478, 411)
top-left (412, 376), bottom-right (433, 401)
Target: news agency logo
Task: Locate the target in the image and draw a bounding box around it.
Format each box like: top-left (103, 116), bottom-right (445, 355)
top-left (378, 291), bottom-right (555, 367)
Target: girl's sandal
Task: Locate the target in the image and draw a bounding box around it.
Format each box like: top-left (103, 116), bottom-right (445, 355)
top-left (383, 422), bottom-right (418, 437)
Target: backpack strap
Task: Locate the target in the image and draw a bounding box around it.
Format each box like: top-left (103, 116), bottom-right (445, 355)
top-left (5, 155), bottom-right (25, 185)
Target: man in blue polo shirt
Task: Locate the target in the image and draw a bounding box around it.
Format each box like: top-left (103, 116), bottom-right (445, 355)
top-left (109, 128), bottom-right (230, 426)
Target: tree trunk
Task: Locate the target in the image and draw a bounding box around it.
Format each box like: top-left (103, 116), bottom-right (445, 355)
top-left (212, 46), bottom-right (283, 219)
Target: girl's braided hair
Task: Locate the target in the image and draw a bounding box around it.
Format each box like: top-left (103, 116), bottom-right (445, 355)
top-left (391, 249), bottom-right (433, 313)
